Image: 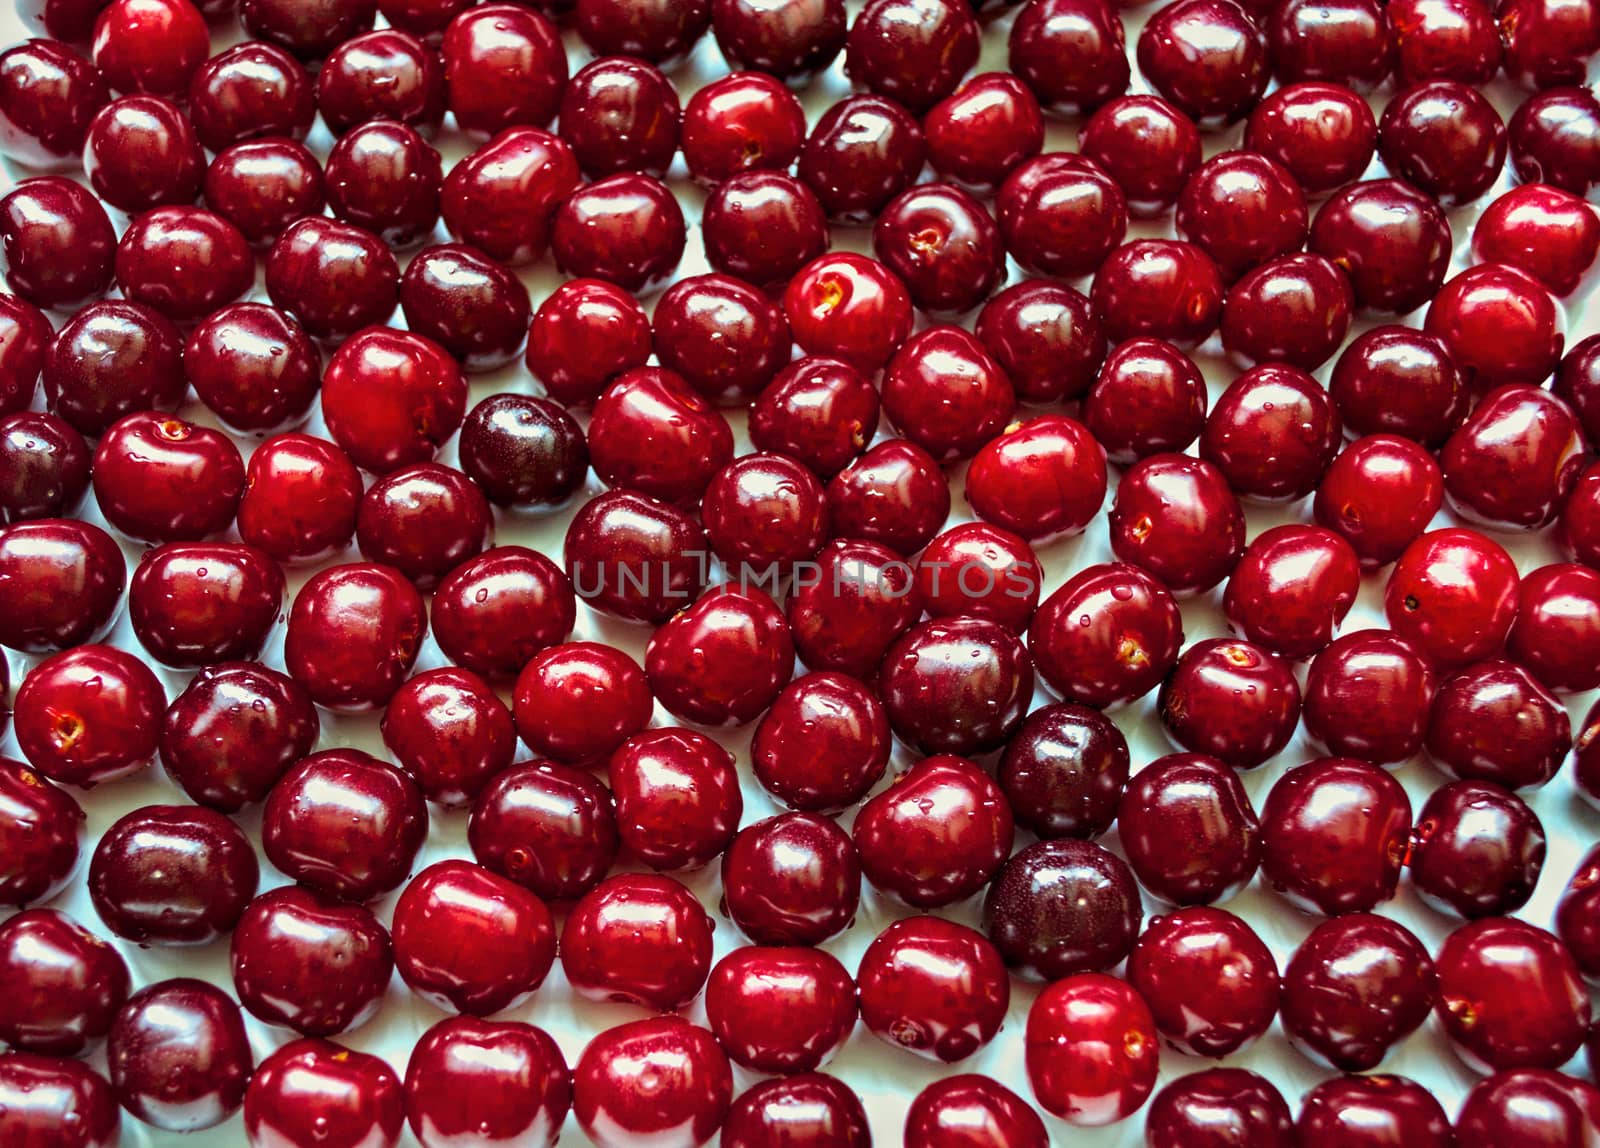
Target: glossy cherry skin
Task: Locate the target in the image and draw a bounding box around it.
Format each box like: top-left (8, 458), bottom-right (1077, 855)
top-left (204, 138), bottom-right (325, 250)
top-left (0, 908), bottom-right (129, 1055)
top-left (1329, 327), bottom-right (1466, 447)
top-left (1092, 239), bottom-right (1224, 349)
top-left (878, 617), bottom-right (1033, 757)
top-left (458, 395), bottom-right (586, 511)
top-left (1508, 564), bottom-right (1600, 693)
top-left (183, 304), bottom-right (320, 435)
top-left (854, 755), bottom-right (1012, 909)
top-left (1118, 753), bottom-right (1261, 905)
top-left (1224, 526), bottom-right (1361, 660)
top-left (46, 301), bottom-right (184, 438)
top-left (1557, 845), bottom-right (1600, 980)
top-left (824, 442), bottom-right (948, 556)
top-left (525, 279), bottom-right (651, 408)
top-left (81, 94), bottom-right (202, 213)
top-left (440, 5), bottom-right (565, 136)
top-left (904, 1076), bottom-right (1047, 1148)
top-left (1510, 87), bottom-right (1600, 197)
top-left (1427, 659), bottom-right (1571, 788)
top-left (0, 177), bottom-right (116, 310)
top-left (560, 873), bottom-right (714, 1010)
top-left (237, 433), bottom-right (363, 564)
top-left (1078, 95), bottom-right (1201, 217)
top-left (881, 326), bottom-right (1014, 462)
top-left (1295, 1075), bottom-right (1452, 1148)
top-left (574, 0), bottom-right (711, 63)
top-left (317, 29), bottom-right (444, 137)
top-left (1281, 913), bottom-right (1436, 1070)
top-left (798, 94), bottom-right (923, 224)
top-left (572, 1017), bottom-right (731, 1148)
top-left (843, 0), bottom-right (978, 113)
top-left (975, 283), bottom-right (1105, 408)
top-left (231, 885), bottom-right (392, 1036)
top-left (1176, 151), bottom-right (1307, 283)
top-left (701, 170), bottom-right (829, 288)
top-left (1389, 0), bottom-right (1501, 84)
top-left (916, 522), bottom-right (1042, 635)
top-left (1220, 255), bottom-right (1354, 373)
top-left (748, 357), bottom-right (879, 479)
top-left (857, 916), bottom-right (1008, 1063)
top-left (1442, 384), bottom-right (1584, 529)
top-left (405, 1016), bottom-right (571, 1148)
top-left (380, 668), bottom-right (513, 809)
top-left (1303, 629), bottom-right (1438, 765)
top-left (1409, 779), bottom-right (1546, 918)
top-left (712, 0), bottom-right (845, 78)
top-left (1566, 464), bottom-right (1600, 568)
top-left (564, 489), bottom-right (709, 624)
top-left (608, 728), bottom-right (741, 871)
top-left (0, 412), bottom-right (90, 524)
top-left (1025, 973), bottom-right (1158, 1126)
top-left (243, 1038), bottom-right (403, 1148)
top-left (1473, 184), bottom-right (1600, 297)
top-left (356, 464), bottom-right (491, 590)
top-left (0, 518), bottom-right (125, 653)
top-left (392, 860), bottom-right (555, 1016)
top-left (1260, 757), bottom-right (1413, 915)
top-left (680, 70), bottom-right (804, 186)
top-left (1269, 0), bottom-right (1393, 88)
top-left (398, 249), bottom-right (529, 375)
top-left (1146, 1069), bottom-right (1292, 1148)
top-left (1109, 454), bottom-right (1244, 596)
top-left (1244, 82), bottom-right (1377, 196)
top-left (1209, 366), bottom-right (1344, 501)
top-left (721, 812), bottom-right (859, 947)
top-left (783, 252), bottom-right (914, 374)
top-left (705, 947), bottom-right (856, 1074)
top-left (0, 1052), bottom-right (118, 1148)
top-left (323, 121), bottom-right (442, 249)
top-left (13, 645), bottom-right (164, 788)
top-left (781, 548), bottom-right (913, 679)
top-left (1457, 1069), bottom-right (1600, 1148)
top-left (265, 218), bottom-right (400, 342)
top-left (321, 327), bottom-right (466, 475)
top-left (1137, 0), bottom-right (1269, 126)
top-left (1007, 0), bottom-right (1128, 116)
top-left (91, 0), bottom-right (208, 98)
top-left (262, 749), bottom-right (428, 902)
top-left (551, 173), bottom-right (687, 293)
top-left (723, 1075), bottom-right (869, 1148)
top-left (0, 39), bottom-right (108, 169)
top-left (965, 416), bottom-right (1105, 545)
top-left (0, 293), bottom-right (49, 417)
top-left (239, 0), bottom-right (376, 60)
top-left (1385, 528), bottom-right (1520, 669)
top-left (114, 206), bottom-right (253, 323)
top-left (468, 762), bottom-right (617, 903)
top-left (511, 642), bottom-right (648, 768)
top-left (873, 183), bottom-right (1003, 316)
top-left (1314, 436), bottom-right (1444, 572)
top-left (924, 72), bottom-right (1043, 194)
top-left (1309, 178), bottom-right (1453, 315)
top-left (645, 583), bottom-right (792, 726)
top-left (431, 551), bottom-right (574, 684)
top-left (1500, 0), bottom-right (1600, 88)
top-left (1158, 638), bottom-right (1301, 769)
top-left (108, 978), bottom-right (252, 1131)
top-left (1029, 562), bottom-right (1184, 709)
top-left (187, 41), bottom-right (312, 151)
top-left (985, 839), bottom-right (1141, 981)
top-left (1559, 333), bottom-right (1600, 445)
top-left (284, 563), bottom-right (426, 712)
top-left (0, 758), bottom-right (84, 906)
top-left (1435, 917), bottom-right (1591, 1072)
top-left (588, 367), bottom-right (733, 506)
top-left (15, 0), bottom-right (114, 43)
top-left (751, 672), bottom-right (890, 814)
top-left (1379, 80), bottom-right (1505, 205)
top-left (91, 412), bottom-right (243, 544)
top-left (127, 542), bottom-right (283, 669)
top-left (1083, 337), bottom-right (1205, 465)
top-left (654, 275), bottom-right (790, 406)
top-left (1126, 906), bottom-right (1278, 1057)
top-left (557, 56), bottom-right (679, 180)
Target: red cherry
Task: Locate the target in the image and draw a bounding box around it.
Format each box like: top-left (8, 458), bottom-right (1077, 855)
top-left (1425, 262), bottom-right (1563, 390)
top-left (1092, 239), bottom-right (1224, 347)
top-left (323, 121), bottom-right (442, 249)
top-left (877, 617), bottom-right (1033, 757)
top-left (608, 727), bottom-right (741, 871)
top-left (712, 0), bottom-right (846, 79)
top-left (916, 522), bottom-right (1041, 635)
top-left (1314, 435), bottom-right (1444, 569)
top-left (748, 356), bottom-right (881, 478)
top-left (510, 641), bottom-right (649, 768)
top-left (13, 644), bottom-right (164, 788)
top-left (82, 93), bottom-right (202, 213)
top-left (404, 1016), bottom-right (571, 1148)
top-left (1389, 0), bottom-right (1501, 85)
top-left (1220, 254), bottom-right (1354, 372)
top-left (1025, 972), bottom-right (1159, 1126)
top-left (128, 542), bottom-right (283, 668)
top-left (783, 252), bottom-right (913, 374)
top-left (985, 839), bottom-right (1142, 979)
top-left (1409, 779), bottom-right (1546, 918)
top-left (843, 0), bottom-right (979, 113)
top-left (720, 811), bottom-right (860, 946)
top-left (188, 42), bottom-right (315, 151)
top-left (113, 206), bottom-right (253, 323)
top-left (1127, 906), bottom-right (1279, 1057)
top-left (240, 0), bottom-right (377, 60)
top-left (1473, 183), bottom-right (1600, 296)
top-left (0, 908), bottom-right (128, 1056)
top-left (0, 758), bottom-right (85, 906)
top-left (589, 366), bottom-right (734, 506)
top-left (321, 326), bottom-right (467, 475)
top-left (42, 301), bottom-right (183, 436)
top-left (798, 94), bottom-right (924, 224)
top-left (1224, 525), bottom-right (1361, 659)
top-left (1328, 327), bottom-right (1466, 447)
top-left (701, 170), bottom-right (829, 288)
top-left (1308, 177), bottom-right (1453, 314)
top-left (1109, 453), bottom-right (1245, 595)
top-left (705, 946), bottom-right (856, 1074)
top-left (645, 583), bottom-right (792, 726)
top-left (857, 915), bottom-right (1009, 1063)
top-left (284, 562), bottom-right (427, 712)
top-left (1564, 464), bottom-right (1600, 568)
top-left (1136, 0), bottom-right (1269, 127)
top-left (572, 1017), bottom-right (732, 1148)
top-left (751, 671), bottom-right (890, 813)
top-left (108, 978), bottom-right (253, 1131)
top-left (316, 30), bottom-right (445, 136)
top-left (1159, 638), bottom-right (1301, 769)
top-left (380, 667), bottom-right (513, 808)
top-left (0, 40), bottom-right (109, 170)
top-left (1079, 95), bottom-right (1202, 217)
top-left (881, 325), bottom-right (1015, 462)
top-left (975, 281), bottom-right (1106, 405)
top-left (1176, 150), bottom-right (1308, 282)
top-left (441, 129), bottom-right (578, 267)
top-left (965, 416), bottom-right (1105, 543)
top-left (524, 278), bottom-right (651, 407)
top-left (551, 172), bottom-right (687, 293)
top-left (236, 433), bottom-right (364, 565)
top-left (1510, 87), bottom-right (1600, 197)
top-left (723, 1075), bottom-right (870, 1148)
top-left (183, 303), bottom-right (320, 435)
top-left (0, 1052), bottom-right (118, 1148)
top-left (564, 488), bottom-right (709, 624)
top-left (701, 452), bottom-right (828, 572)
top-left (1146, 1069), bottom-right (1293, 1148)
top-left (245, 1038), bottom-right (403, 1148)
top-left (823, 442), bottom-right (949, 557)
top-left (925, 73), bottom-right (1044, 195)
top-left (1084, 337), bottom-right (1207, 465)
top-left (653, 273), bottom-right (791, 406)
top-left (1117, 753), bottom-right (1261, 905)
top-left (559, 56), bottom-right (680, 179)
top-left (1029, 561), bottom-right (1184, 709)
top-left (1008, 0), bottom-right (1129, 116)
top-left (356, 463), bottom-right (492, 590)
top-left (1269, 0), bottom-right (1394, 88)
top-left (1426, 659), bottom-right (1571, 788)
top-left (92, 411), bottom-right (244, 544)
top-left (0, 518), bottom-right (125, 653)
top-left (560, 873), bottom-right (714, 1010)
top-left (1507, 564), bottom-right (1600, 693)
top-left (1303, 628), bottom-right (1438, 764)
top-left (1442, 383), bottom-right (1584, 529)
top-left (1499, 0), bottom-right (1600, 88)
top-left (873, 182), bottom-right (1005, 316)
top-left (0, 177), bottom-right (116, 311)
top-left (904, 1075), bottom-right (1048, 1148)
top-left (1558, 844), bottom-right (1600, 981)
top-left (1295, 1075), bottom-right (1452, 1148)
top-left (1243, 81), bottom-right (1377, 195)
top-left (1456, 1069), bottom-right (1600, 1148)
top-left (468, 762), bottom-right (617, 903)
top-left (1385, 527), bottom-right (1520, 668)
top-left (92, 0), bottom-right (208, 98)
top-left (266, 217), bottom-right (400, 341)
top-left (440, 4), bottom-right (565, 136)
top-left (574, 0), bottom-right (712, 65)
top-left (681, 70), bottom-right (805, 185)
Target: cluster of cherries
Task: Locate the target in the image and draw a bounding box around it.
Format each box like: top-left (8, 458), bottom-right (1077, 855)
top-left (4, 0), bottom-right (1600, 1144)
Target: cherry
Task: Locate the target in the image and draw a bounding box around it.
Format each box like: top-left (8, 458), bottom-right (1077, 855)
top-left (1410, 779), bottom-right (1546, 918)
top-left (712, 0), bottom-right (846, 78)
top-left (1565, 464), bottom-right (1600, 567)
top-left (1202, 363), bottom-right (1344, 498)
top-left (653, 273), bottom-right (791, 405)
top-left (880, 325), bottom-right (1015, 462)
top-left (574, 0), bottom-right (712, 64)
top-left (321, 326), bottom-right (466, 475)
top-left (559, 56), bottom-right (680, 179)
top-left (1159, 638), bottom-right (1301, 769)
top-left (1137, 0), bottom-right (1269, 126)
top-left (573, 1017), bottom-right (732, 1148)
top-left (0, 412), bottom-right (90, 523)
top-left (440, 128), bottom-right (578, 268)
top-left (1510, 88), bottom-right (1600, 197)
top-left (204, 138), bottom-right (326, 249)
top-left (924, 72), bottom-right (1043, 194)
top-left (183, 303), bottom-right (320, 435)
top-left (380, 667), bottom-right (513, 809)
top-left (1146, 1069), bottom-right (1293, 1148)
top-left (0, 40), bottom-right (108, 169)
top-left (1269, 0), bottom-right (1394, 88)
top-left (1007, 0), bottom-right (1129, 115)
top-left (231, 885), bottom-right (392, 1036)
top-left (440, 4), bottom-right (565, 136)
top-left (1224, 526), bottom-right (1361, 660)
top-left (1091, 239), bottom-right (1224, 347)
top-left (705, 946), bottom-right (856, 1074)
top-left (873, 183), bottom-right (1003, 316)
top-left (241, 0), bottom-right (377, 60)
top-left (405, 1017), bottom-right (570, 1148)
top-left (681, 70), bottom-right (805, 185)
top-left (323, 121), bottom-right (442, 249)
top-left (1083, 337), bottom-right (1206, 464)
top-left (748, 356), bottom-right (880, 477)
top-left (798, 94), bottom-right (924, 223)
top-left (1029, 562), bottom-right (1184, 709)
top-left (113, 206), bottom-right (253, 322)
top-left (608, 727), bottom-right (741, 871)
top-left (916, 522), bottom-right (1042, 634)
top-left (1259, 757), bottom-right (1413, 915)
top-left (878, 617), bottom-right (1033, 756)
top-left (1435, 917), bottom-right (1590, 1072)
top-left (564, 488), bottom-right (709, 624)
top-left (1176, 151), bottom-right (1309, 282)
top-left (0, 758), bottom-right (85, 906)
top-left (1427, 659), bottom-right (1571, 789)
top-left (1443, 384), bottom-right (1584, 529)
top-left (560, 873), bottom-right (714, 1010)
top-left (724, 1075), bottom-right (871, 1148)
top-left (844, 0), bottom-right (979, 113)
top-left (356, 464), bottom-right (492, 589)
top-left (91, 412), bottom-right (242, 543)
top-left (701, 170), bottom-right (829, 287)
top-left (432, 548), bottom-right (575, 682)
top-left (966, 415), bottom-right (1106, 542)
top-left (82, 94), bottom-right (202, 213)
top-left (721, 811), bottom-right (860, 946)
top-left (1295, 1075), bottom-right (1452, 1148)
top-left (1025, 973), bottom-right (1158, 1126)
top-left (1220, 254), bottom-right (1354, 371)
top-left (108, 979), bottom-right (252, 1131)
top-left (824, 442), bottom-right (949, 556)
top-left (16, 0), bottom-right (114, 43)
top-left (264, 751), bottom-right (425, 901)
top-left (857, 915), bottom-right (1008, 1063)
top-left (1557, 844), bottom-right (1600, 980)
top-left (1109, 453), bottom-right (1245, 595)
top-left (1127, 906), bottom-right (1278, 1057)
top-left (551, 173), bottom-right (687, 293)
top-left (1078, 95), bottom-right (1202, 216)
top-left (854, 754), bottom-right (1013, 908)
top-left (236, 433), bottom-right (364, 564)
top-left (786, 544), bottom-right (914, 677)
top-left (91, 0), bottom-right (208, 98)
top-left (1385, 527), bottom-right (1520, 668)
top-left (244, 1039), bottom-right (403, 1148)
top-left (0, 1055), bottom-right (113, 1148)
top-left (317, 29), bottom-right (444, 137)
top-left (1314, 435), bottom-right (1444, 572)
top-left (1243, 82), bottom-right (1377, 196)
top-left (160, 664), bottom-right (314, 813)
top-left (0, 177), bottom-right (116, 311)
top-left (1329, 327), bottom-right (1466, 446)
top-left (1281, 913), bottom-right (1437, 1070)
top-left (904, 1076), bottom-right (1048, 1148)
top-left (783, 252), bottom-right (914, 374)
top-left (1558, 334), bottom-right (1600, 444)
top-left (265, 217), bottom-right (401, 342)
top-left (1117, 753), bottom-right (1262, 905)
top-left (128, 542), bottom-right (283, 668)
top-left (188, 41), bottom-right (313, 150)
top-left (469, 762), bottom-right (618, 902)
top-left (644, 582), bottom-right (792, 726)
top-left (525, 278), bottom-right (652, 407)
top-left (0, 518), bottom-right (124, 653)
top-left (13, 645), bottom-right (164, 787)
top-left (1389, 0), bottom-right (1501, 84)
top-left (0, 294), bottom-right (49, 417)
top-left (1380, 79), bottom-right (1507, 205)
top-left (975, 281), bottom-right (1107, 404)
top-left (1499, 0), bottom-right (1600, 89)
top-left (1508, 564), bottom-right (1600, 693)
top-left (377, 0), bottom-right (469, 38)
top-left (0, 908), bottom-right (128, 1055)
top-left (284, 563), bottom-right (427, 712)
top-left (986, 839), bottom-right (1142, 980)
top-left (751, 671), bottom-right (890, 813)
top-left (1308, 177), bottom-right (1453, 314)
top-left (512, 641), bottom-right (649, 766)
top-left (1303, 629), bottom-right (1438, 764)
top-left (1473, 184), bottom-right (1600, 297)
top-left (1456, 1069), bottom-right (1600, 1148)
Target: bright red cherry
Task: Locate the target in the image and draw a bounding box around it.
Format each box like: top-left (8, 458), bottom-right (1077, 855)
top-left (881, 325), bottom-right (1014, 462)
top-left (128, 542), bottom-right (283, 668)
top-left (1092, 239), bottom-right (1224, 347)
top-left (564, 488), bottom-right (709, 624)
top-left (13, 645), bottom-right (164, 788)
top-left (701, 452), bottom-right (828, 572)
top-left (1295, 1075), bottom-right (1452, 1148)
top-left (1474, 183), bottom-right (1600, 296)
top-left (0, 176), bottom-right (116, 311)
top-left (857, 915), bottom-right (1009, 1063)
top-left (1117, 753), bottom-right (1261, 905)
top-left (560, 873), bottom-right (714, 1011)
top-left (1029, 562), bottom-right (1184, 709)
top-left (588, 366), bottom-right (734, 506)
top-left (701, 169), bottom-right (829, 288)
top-left (751, 672), bottom-right (891, 813)
top-left (511, 641), bottom-right (649, 767)
top-left (1427, 659), bottom-right (1571, 788)
top-left (799, 93), bottom-right (924, 224)
top-left (321, 326), bottom-right (467, 475)
top-left (317, 30), bottom-right (444, 137)
top-left (1146, 1069), bottom-right (1293, 1148)
top-left (1176, 150), bottom-right (1308, 282)
top-left (1079, 95), bottom-right (1201, 216)
top-left (1499, 0), bottom-right (1600, 88)
top-left (1109, 453), bottom-right (1244, 595)
top-left (0, 758), bottom-right (84, 907)
top-left (108, 978), bottom-right (252, 1131)
top-left (113, 206), bottom-right (253, 323)
top-left (1389, 0), bottom-right (1501, 84)
top-left (91, 0), bottom-right (208, 98)
top-left (0, 518), bottom-right (125, 653)
top-left (1558, 844), bottom-right (1600, 980)
top-left (1507, 564), bottom-right (1600, 693)
top-left (653, 273), bottom-right (790, 405)
top-left (843, 0), bottom-right (979, 113)
top-left (1409, 779), bottom-right (1546, 919)
top-left (265, 217), bottom-right (400, 342)
top-left (723, 1075), bottom-right (870, 1148)
top-left (244, 1038), bottom-right (403, 1148)
top-left (1127, 906), bottom-right (1279, 1057)
top-left (1427, 262), bottom-right (1564, 390)
top-left (204, 139), bottom-right (326, 249)
top-left (924, 72), bottom-right (1043, 194)
top-left (236, 434), bottom-right (363, 565)
top-left (904, 1076), bottom-right (1047, 1148)
top-left (439, 128), bottom-right (579, 267)
top-left (440, 4), bottom-right (565, 136)
top-left (720, 812), bottom-right (860, 946)
top-left (1201, 363), bottom-right (1343, 499)
top-left (1385, 527), bottom-right (1520, 668)
top-left (965, 416), bottom-right (1106, 543)
top-left (1243, 81), bottom-right (1377, 195)
top-left (916, 522), bottom-right (1041, 635)
top-left (1328, 327), bottom-right (1466, 447)
top-left (0, 1052), bottom-right (118, 1147)
top-left (1565, 464), bottom-right (1600, 568)
top-left (551, 172), bottom-right (687, 293)
top-left (431, 547), bottom-right (575, 683)
top-left (985, 839), bottom-right (1142, 980)
top-left (1083, 337), bottom-right (1206, 464)
top-left (705, 946), bottom-right (856, 1074)
top-left (1136, 0), bottom-right (1269, 126)
top-left (573, 1017), bottom-right (732, 1148)
top-left (1314, 435), bottom-right (1444, 570)
top-left (783, 252), bottom-right (913, 374)
top-left (1159, 638), bottom-right (1301, 769)
top-left (681, 70), bottom-right (805, 185)
top-left (0, 293), bottom-right (50, 417)
top-left (404, 1017), bottom-right (571, 1148)
top-left (1025, 973), bottom-right (1158, 1126)
top-left (1442, 383), bottom-right (1584, 529)
top-left (380, 667), bottom-right (513, 809)
top-left (1303, 629), bottom-right (1438, 764)
top-left (1220, 254), bottom-right (1354, 371)
top-left (525, 278), bottom-right (652, 407)
top-left (91, 412), bottom-right (243, 544)
top-left (824, 443), bottom-right (949, 557)
top-left (284, 563), bottom-right (427, 712)
top-left (1457, 1069), bottom-right (1600, 1148)
top-left (644, 583), bottom-right (792, 727)
top-left (608, 727), bottom-right (741, 871)
top-left (748, 356), bottom-right (880, 478)
top-left (1224, 525), bottom-right (1360, 659)
top-left (0, 908), bottom-right (129, 1056)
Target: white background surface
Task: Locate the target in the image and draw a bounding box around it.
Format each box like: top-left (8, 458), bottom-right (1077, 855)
top-left (3, 1), bottom-right (1600, 1145)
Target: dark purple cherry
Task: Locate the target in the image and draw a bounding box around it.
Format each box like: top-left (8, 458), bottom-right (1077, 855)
top-left (985, 839), bottom-right (1142, 981)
